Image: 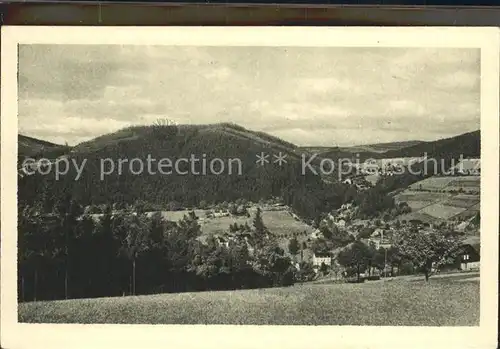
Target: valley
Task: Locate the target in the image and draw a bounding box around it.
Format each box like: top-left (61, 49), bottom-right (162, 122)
top-left (17, 124), bottom-right (481, 319)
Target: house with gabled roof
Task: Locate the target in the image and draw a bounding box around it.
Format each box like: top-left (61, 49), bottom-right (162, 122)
top-left (459, 236), bottom-right (480, 271)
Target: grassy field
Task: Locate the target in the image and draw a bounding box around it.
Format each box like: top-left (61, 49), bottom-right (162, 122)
top-left (19, 274), bottom-right (479, 326)
top-left (152, 208), bottom-right (314, 259)
top-left (404, 200), bottom-right (436, 210)
top-left (420, 203), bottom-right (467, 219)
top-left (153, 209), bottom-right (314, 238)
top-left (442, 195), bottom-right (480, 209)
top-left (408, 177), bottom-right (457, 191)
top-left (395, 176), bottom-right (480, 222)
top-left (407, 176), bottom-right (480, 192)
top-left (396, 192), bottom-right (451, 202)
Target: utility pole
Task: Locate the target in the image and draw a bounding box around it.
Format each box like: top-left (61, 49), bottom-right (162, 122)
top-left (384, 248), bottom-right (387, 278)
top-left (382, 230), bottom-right (387, 278)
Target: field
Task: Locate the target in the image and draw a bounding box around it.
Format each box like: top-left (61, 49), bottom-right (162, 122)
top-left (395, 176), bottom-right (480, 222)
top-left (150, 209), bottom-right (314, 238)
top-left (19, 273), bottom-right (479, 326)
top-left (408, 177), bottom-right (457, 191)
top-left (404, 200), bottom-right (436, 210)
top-left (442, 195), bottom-right (480, 209)
top-left (397, 192), bottom-right (451, 202)
top-left (419, 203), bottom-right (467, 220)
top-left (408, 176), bottom-right (480, 193)
top-left (152, 208), bottom-right (314, 259)
top-left (453, 203), bottom-right (480, 220)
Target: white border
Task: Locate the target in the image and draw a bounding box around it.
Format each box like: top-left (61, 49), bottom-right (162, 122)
top-left (1, 27), bottom-right (499, 349)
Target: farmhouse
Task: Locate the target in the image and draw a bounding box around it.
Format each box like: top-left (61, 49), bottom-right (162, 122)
top-left (459, 236), bottom-right (480, 271)
top-left (312, 254), bottom-right (332, 267)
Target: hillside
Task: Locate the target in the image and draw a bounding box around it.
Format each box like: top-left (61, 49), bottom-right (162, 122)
top-left (301, 140), bottom-right (422, 154)
top-left (18, 123), bottom-right (348, 219)
top-left (73, 123), bottom-right (301, 159)
top-left (345, 140), bottom-right (424, 153)
top-left (394, 175), bottom-right (480, 224)
top-left (19, 274), bottom-right (479, 325)
top-left (382, 130), bottom-right (480, 160)
top-left (18, 134), bottom-right (69, 158)
top-left (301, 131), bottom-right (479, 166)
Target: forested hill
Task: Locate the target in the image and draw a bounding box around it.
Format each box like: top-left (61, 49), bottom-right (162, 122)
top-left (18, 123), bottom-right (348, 220)
top-left (381, 130), bottom-right (480, 159)
top-left (299, 130), bottom-right (479, 163)
top-left (18, 134), bottom-right (70, 159)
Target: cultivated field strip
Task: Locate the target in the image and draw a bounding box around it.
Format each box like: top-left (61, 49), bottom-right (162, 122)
top-left (395, 175), bottom-right (480, 221)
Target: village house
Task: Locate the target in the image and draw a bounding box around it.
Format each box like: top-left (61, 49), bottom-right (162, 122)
top-left (312, 254), bottom-right (332, 268)
top-left (368, 228), bottom-right (392, 249)
top-left (459, 236), bottom-right (480, 271)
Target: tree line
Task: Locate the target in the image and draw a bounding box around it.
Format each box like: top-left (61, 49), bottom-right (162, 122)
top-left (18, 197), bottom-right (297, 302)
top-left (18, 124), bottom-right (409, 228)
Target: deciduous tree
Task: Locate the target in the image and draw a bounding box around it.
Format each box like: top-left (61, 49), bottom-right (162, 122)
top-left (337, 241), bottom-right (373, 281)
top-left (393, 227), bottom-right (460, 281)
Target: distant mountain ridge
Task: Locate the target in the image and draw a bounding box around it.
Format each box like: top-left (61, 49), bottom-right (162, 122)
top-left (300, 131), bottom-right (479, 162)
top-left (300, 140), bottom-right (423, 155)
top-left (18, 134), bottom-right (73, 165)
top-left (18, 123), bottom-right (346, 220)
top-left (382, 130), bottom-right (480, 159)
top-left (18, 134), bottom-right (65, 157)
top-left (17, 126), bottom-right (480, 217)
top-left (19, 128), bottom-right (479, 161)
top-left (347, 140), bottom-right (424, 153)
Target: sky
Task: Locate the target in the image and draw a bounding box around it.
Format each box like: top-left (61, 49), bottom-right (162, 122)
top-left (18, 45), bottom-right (480, 147)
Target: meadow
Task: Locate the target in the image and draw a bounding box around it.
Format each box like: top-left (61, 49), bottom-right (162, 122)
top-left (442, 195), bottom-right (480, 208)
top-left (396, 192), bottom-right (451, 202)
top-left (150, 208), bottom-right (314, 259)
top-left (419, 203), bottom-right (467, 220)
top-left (395, 176), bottom-right (480, 221)
top-left (408, 177), bottom-right (457, 191)
top-left (150, 209), bottom-right (314, 238)
top-left (404, 200), bottom-right (435, 210)
top-left (19, 274), bottom-right (479, 326)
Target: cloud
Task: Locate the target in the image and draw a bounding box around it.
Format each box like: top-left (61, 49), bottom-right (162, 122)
top-left (434, 71), bottom-right (480, 91)
top-left (204, 67), bottom-right (232, 81)
top-left (18, 46), bottom-right (480, 146)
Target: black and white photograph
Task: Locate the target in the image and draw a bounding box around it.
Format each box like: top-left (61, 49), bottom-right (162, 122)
top-left (1, 27), bottom-right (498, 349)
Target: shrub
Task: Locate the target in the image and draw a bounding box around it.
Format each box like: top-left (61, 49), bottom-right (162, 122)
top-left (84, 205), bottom-right (101, 215)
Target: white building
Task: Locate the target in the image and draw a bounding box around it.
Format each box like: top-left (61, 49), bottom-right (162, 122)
top-left (312, 254), bottom-right (332, 267)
